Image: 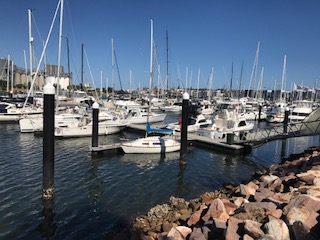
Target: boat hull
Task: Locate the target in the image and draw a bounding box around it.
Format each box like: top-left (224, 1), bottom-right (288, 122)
top-left (121, 136), bottom-right (180, 154)
top-left (55, 123), bottom-right (127, 137)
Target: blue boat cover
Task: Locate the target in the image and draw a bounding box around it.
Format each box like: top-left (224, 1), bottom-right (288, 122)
top-left (146, 122), bottom-right (173, 134)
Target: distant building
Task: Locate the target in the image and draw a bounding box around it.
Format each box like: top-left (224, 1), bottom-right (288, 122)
top-left (0, 57), bottom-right (70, 91)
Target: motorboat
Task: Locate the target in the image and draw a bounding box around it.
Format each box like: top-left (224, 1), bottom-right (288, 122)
top-left (164, 101), bottom-right (182, 112)
top-left (288, 100), bottom-right (314, 123)
top-left (167, 113), bottom-right (212, 132)
top-left (196, 100), bottom-right (214, 115)
top-left (266, 102), bottom-right (287, 123)
top-left (198, 109), bottom-right (254, 140)
top-left (54, 118), bottom-right (128, 138)
top-left (124, 107), bottom-right (166, 124)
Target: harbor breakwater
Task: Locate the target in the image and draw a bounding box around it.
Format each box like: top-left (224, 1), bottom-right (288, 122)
top-left (107, 146), bottom-right (320, 240)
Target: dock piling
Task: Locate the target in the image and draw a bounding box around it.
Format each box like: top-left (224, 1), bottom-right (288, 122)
top-left (43, 83), bottom-right (55, 200)
top-left (258, 104), bottom-right (262, 122)
top-left (92, 102), bottom-right (99, 148)
top-left (180, 92), bottom-right (189, 160)
top-left (284, 107), bottom-right (290, 133)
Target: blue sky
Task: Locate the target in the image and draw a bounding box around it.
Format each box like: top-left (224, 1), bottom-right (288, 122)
top-left (1, 0), bottom-right (320, 91)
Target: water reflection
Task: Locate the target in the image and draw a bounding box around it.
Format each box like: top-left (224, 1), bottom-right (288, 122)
top-left (85, 159), bottom-right (103, 211)
top-left (38, 198), bottom-right (56, 239)
top-left (118, 151), bottom-right (180, 169)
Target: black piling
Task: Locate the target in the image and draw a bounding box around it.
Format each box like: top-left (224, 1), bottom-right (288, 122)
top-left (283, 107), bottom-right (289, 133)
top-left (180, 92), bottom-right (189, 161)
top-left (258, 104), bottom-right (262, 122)
top-left (43, 83), bottom-right (55, 200)
top-left (92, 102), bottom-right (99, 148)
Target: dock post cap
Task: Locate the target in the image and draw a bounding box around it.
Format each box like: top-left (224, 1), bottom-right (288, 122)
top-left (92, 101), bottom-right (99, 109)
top-left (183, 92), bottom-right (190, 100)
top-left (43, 83), bottom-right (55, 95)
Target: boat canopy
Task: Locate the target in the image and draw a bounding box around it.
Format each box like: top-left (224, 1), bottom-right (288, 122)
top-left (146, 122), bottom-right (173, 134)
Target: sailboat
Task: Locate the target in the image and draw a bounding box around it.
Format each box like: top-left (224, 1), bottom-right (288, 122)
top-left (266, 55), bottom-right (288, 123)
top-left (120, 19), bottom-right (180, 154)
top-left (0, 10), bottom-right (43, 123)
top-left (19, 1), bottom-right (84, 132)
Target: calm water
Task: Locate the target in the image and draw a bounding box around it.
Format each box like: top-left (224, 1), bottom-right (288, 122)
top-left (0, 114), bottom-right (319, 239)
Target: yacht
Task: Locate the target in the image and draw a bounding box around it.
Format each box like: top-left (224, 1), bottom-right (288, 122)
top-left (198, 109), bottom-right (254, 140)
top-left (167, 114), bottom-right (212, 132)
top-left (288, 100), bottom-right (314, 123)
top-left (124, 107), bottom-right (166, 124)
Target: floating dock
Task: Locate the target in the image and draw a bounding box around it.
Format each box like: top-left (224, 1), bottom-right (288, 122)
top-left (91, 124), bottom-right (247, 153)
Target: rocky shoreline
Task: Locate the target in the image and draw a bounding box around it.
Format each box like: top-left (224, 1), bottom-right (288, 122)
top-left (107, 146), bottom-right (320, 240)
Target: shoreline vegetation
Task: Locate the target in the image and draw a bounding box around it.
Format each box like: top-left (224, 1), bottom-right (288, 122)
top-left (106, 146), bottom-right (320, 240)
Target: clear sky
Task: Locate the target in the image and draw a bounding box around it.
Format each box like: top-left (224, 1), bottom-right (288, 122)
top-left (1, 0), bottom-right (320, 92)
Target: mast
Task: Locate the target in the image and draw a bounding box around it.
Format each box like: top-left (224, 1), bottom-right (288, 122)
top-left (257, 67), bottom-right (264, 100)
top-left (146, 18), bottom-right (154, 138)
top-left (11, 60), bottom-right (14, 95)
top-left (23, 0), bottom-right (62, 108)
top-left (24, 50), bottom-right (28, 79)
top-left (129, 70), bottom-right (132, 99)
top-left (185, 67), bottom-right (188, 92)
top-left (100, 70), bottom-right (103, 100)
top-left (157, 64), bottom-right (160, 99)
top-left (81, 43), bottom-right (84, 90)
top-left (166, 29), bottom-right (169, 97)
top-left (6, 55), bottom-right (10, 94)
top-left (196, 68), bottom-right (200, 99)
top-left (229, 62), bottom-right (233, 98)
top-left (247, 41), bottom-right (260, 98)
top-left (111, 37), bottom-right (115, 101)
top-left (238, 61), bottom-right (243, 99)
top-left (208, 66), bottom-right (213, 102)
top-left (28, 9), bottom-right (33, 94)
top-left (106, 77), bottom-right (109, 99)
top-left (55, 0), bottom-right (64, 114)
top-left (281, 54), bottom-right (287, 102)
top-left (65, 36), bottom-right (71, 92)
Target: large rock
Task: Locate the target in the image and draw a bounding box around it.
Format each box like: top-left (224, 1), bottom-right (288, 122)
top-left (286, 207), bottom-right (319, 231)
top-left (187, 205), bottom-right (207, 226)
top-left (264, 218), bottom-right (290, 240)
top-left (239, 184), bottom-right (256, 199)
top-left (243, 219), bottom-right (264, 239)
top-left (167, 227), bottom-right (184, 240)
top-left (202, 198), bottom-right (229, 222)
top-left (284, 194), bottom-right (320, 213)
top-left (297, 170), bottom-right (320, 185)
top-left (225, 217), bottom-right (244, 240)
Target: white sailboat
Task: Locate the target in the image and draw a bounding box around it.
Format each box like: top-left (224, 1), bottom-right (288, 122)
top-left (0, 101), bottom-right (42, 122)
top-left (0, 17), bottom-right (42, 123)
top-left (19, 2), bottom-right (82, 132)
top-left (120, 19), bottom-right (180, 154)
top-left (266, 55), bottom-right (288, 123)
